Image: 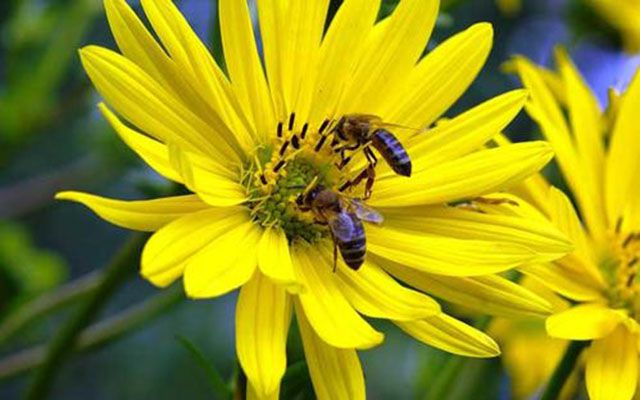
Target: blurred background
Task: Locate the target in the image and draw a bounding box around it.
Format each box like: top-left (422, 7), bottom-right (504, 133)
top-left (0, 0), bottom-right (638, 399)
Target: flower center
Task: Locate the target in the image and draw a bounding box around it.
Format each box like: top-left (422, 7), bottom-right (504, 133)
top-left (604, 222), bottom-right (640, 318)
top-left (242, 114), bottom-right (370, 243)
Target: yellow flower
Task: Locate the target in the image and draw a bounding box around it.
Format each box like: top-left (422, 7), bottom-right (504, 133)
top-left (490, 278), bottom-right (577, 400)
top-left (58, 0), bottom-right (571, 398)
top-left (588, 0), bottom-right (640, 53)
top-left (509, 49), bottom-right (640, 400)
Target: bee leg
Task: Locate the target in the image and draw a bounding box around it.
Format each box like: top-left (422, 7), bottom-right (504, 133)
top-left (338, 168), bottom-right (369, 193)
top-left (325, 229), bottom-right (339, 272)
top-left (364, 146), bottom-right (378, 167)
top-left (345, 143), bottom-right (361, 151)
top-left (338, 180), bottom-right (352, 193)
top-left (473, 197), bottom-right (520, 207)
top-left (332, 235), bottom-right (338, 273)
top-left (336, 152), bottom-right (352, 170)
top-left (363, 166), bottom-right (376, 200)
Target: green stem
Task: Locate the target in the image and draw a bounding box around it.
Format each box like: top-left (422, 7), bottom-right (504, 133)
top-left (424, 356), bottom-right (464, 400)
top-left (540, 340), bottom-right (589, 400)
top-left (0, 284), bottom-right (182, 380)
top-left (0, 270), bottom-right (103, 344)
top-left (232, 361), bottom-right (247, 400)
top-left (175, 335), bottom-right (232, 399)
top-left (423, 316), bottom-right (493, 400)
top-left (24, 233), bottom-right (147, 400)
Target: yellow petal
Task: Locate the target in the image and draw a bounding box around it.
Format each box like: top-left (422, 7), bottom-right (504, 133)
top-left (219, 0), bottom-right (275, 141)
top-left (367, 225), bottom-right (536, 276)
top-left (586, 326), bottom-right (638, 400)
top-left (405, 89), bottom-right (528, 174)
top-left (328, 250), bottom-right (440, 321)
top-left (546, 304), bottom-right (625, 340)
top-left (139, 0), bottom-right (255, 151)
top-left (295, 302), bottom-right (365, 400)
top-left (521, 263), bottom-right (604, 302)
top-left (99, 103), bottom-right (181, 182)
top-left (165, 145), bottom-right (248, 207)
top-left (183, 220), bottom-right (261, 298)
top-left (101, 104), bottom-right (246, 205)
top-left (247, 383), bottom-right (279, 400)
top-left (79, 46), bottom-right (240, 166)
top-left (511, 57), bottom-right (606, 238)
top-left (547, 187), bottom-right (606, 286)
top-left (237, 272), bottom-right (292, 397)
top-left (55, 191), bottom-right (208, 232)
top-left (105, 0), bottom-right (178, 91)
top-left (306, 0), bottom-right (380, 127)
top-left (255, 0), bottom-right (286, 119)
top-left (257, 227), bottom-right (303, 292)
top-left (494, 134), bottom-right (555, 216)
top-left (257, 0), bottom-right (328, 122)
top-left (555, 48), bottom-right (607, 239)
top-left (291, 244), bottom-right (384, 349)
top-left (606, 69), bottom-right (640, 228)
top-left (381, 258), bottom-right (553, 318)
top-left (383, 23), bottom-right (493, 129)
top-left (104, 0), bottom-right (220, 136)
top-left (396, 313), bottom-right (500, 358)
top-left (339, 0), bottom-right (438, 115)
top-left (380, 202), bottom-right (572, 261)
top-left (369, 142), bottom-right (554, 207)
top-left (141, 207), bottom-right (248, 287)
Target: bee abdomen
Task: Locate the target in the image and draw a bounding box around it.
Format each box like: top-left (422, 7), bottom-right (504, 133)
top-left (338, 219), bottom-right (367, 270)
top-left (371, 130), bottom-right (412, 177)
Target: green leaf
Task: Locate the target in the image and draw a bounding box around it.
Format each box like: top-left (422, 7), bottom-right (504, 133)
top-left (0, 221), bottom-right (67, 315)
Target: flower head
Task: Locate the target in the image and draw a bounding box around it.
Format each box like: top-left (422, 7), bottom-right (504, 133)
top-left (509, 49), bottom-right (640, 400)
top-left (58, 0), bottom-right (571, 397)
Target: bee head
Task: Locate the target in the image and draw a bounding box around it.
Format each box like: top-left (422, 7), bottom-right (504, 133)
top-left (297, 184), bottom-right (325, 206)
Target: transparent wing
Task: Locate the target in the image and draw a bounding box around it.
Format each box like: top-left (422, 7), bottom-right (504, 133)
top-left (350, 199), bottom-right (384, 224)
top-left (376, 121), bottom-right (421, 133)
top-left (329, 212), bottom-right (356, 242)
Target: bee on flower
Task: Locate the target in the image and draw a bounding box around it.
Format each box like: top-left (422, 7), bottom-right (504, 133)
top-left (506, 48), bottom-right (640, 400)
top-left (57, 0), bottom-right (572, 398)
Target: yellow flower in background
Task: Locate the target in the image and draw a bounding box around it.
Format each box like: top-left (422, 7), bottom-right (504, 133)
top-left (490, 278), bottom-right (577, 400)
top-left (496, 0), bottom-right (522, 17)
top-left (588, 0), bottom-right (640, 53)
top-left (509, 49), bottom-right (640, 400)
top-left (57, 0), bottom-right (572, 398)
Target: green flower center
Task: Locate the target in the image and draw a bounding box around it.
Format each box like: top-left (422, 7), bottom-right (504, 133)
top-left (242, 114), bottom-right (366, 243)
top-left (604, 227), bottom-right (640, 317)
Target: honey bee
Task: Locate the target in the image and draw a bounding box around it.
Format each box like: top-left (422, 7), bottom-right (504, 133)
top-left (327, 114), bottom-right (413, 197)
top-left (296, 184), bottom-right (383, 271)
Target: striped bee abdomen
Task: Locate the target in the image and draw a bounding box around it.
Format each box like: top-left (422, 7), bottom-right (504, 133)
top-left (338, 214), bottom-right (367, 270)
top-left (371, 129), bottom-right (412, 177)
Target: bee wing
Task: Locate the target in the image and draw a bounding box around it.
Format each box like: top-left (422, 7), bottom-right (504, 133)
top-left (349, 113), bottom-right (383, 123)
top-left (350, 199), bottom-right (384, 224)
top-left (329, 213), bottom-right (356, 242)
top-left (372, 120), bottom-right (422, 134)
